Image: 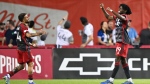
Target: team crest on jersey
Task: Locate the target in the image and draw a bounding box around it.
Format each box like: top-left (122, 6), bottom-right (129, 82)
top-left (16, 27), bottom-right (20, 30)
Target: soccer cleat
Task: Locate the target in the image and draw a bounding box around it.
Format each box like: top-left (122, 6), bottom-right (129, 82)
top-left (28, 82), bottom-right (36, 84)
top-left (100, 79), bottom-right (113, 84)
top-left (2, 74), bottom-right (10, 84)
top-left (122, 81), bottom-right (134, 84)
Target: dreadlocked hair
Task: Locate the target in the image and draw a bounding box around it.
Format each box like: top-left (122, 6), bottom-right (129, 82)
top-left (119, 4), bottom-right (132, 15)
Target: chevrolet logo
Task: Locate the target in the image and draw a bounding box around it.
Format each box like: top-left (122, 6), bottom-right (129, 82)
top-left (59, 53), bottom-right (115, 75)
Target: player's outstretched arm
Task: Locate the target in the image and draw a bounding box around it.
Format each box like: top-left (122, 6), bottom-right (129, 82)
top-left (26, 30), bottom-right (45, 38)
top-left (106, 7), bottom-right (126, 21)
top-left (100, 3), bottom-right (113, 20)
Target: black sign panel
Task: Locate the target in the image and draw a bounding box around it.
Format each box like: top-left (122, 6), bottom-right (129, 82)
top-left (53, 48), bottom-right (150, 79)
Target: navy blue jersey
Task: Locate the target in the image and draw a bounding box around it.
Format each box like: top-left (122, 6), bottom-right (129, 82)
top-left (5, 28), bottom-right (17, 45)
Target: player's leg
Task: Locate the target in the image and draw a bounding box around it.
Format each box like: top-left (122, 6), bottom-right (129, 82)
top-left (121, 57), bottom-right (133, 84)
top-left (26, 50), bottom-right (35, 84)
top-left (109, 56), bottom-right (121, 81)
top-left (27, 61), bottom-right (35, 84)
top-left (3, 50), bottom-right (26, 84)
top-left (3, 63), bottom-right (25, 84)
top-left (101, 56), bottom-right (121, 84)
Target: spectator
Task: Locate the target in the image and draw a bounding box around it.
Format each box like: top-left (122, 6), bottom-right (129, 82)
top-left (80, 17), bottom-right (94, 48)
top-left (139, 21), bottom-right (150, 45)
top-left (56, 15), bottom-right (74, 48)
top-left (5, 20), bottom-right (10, 30)
top-left (97, 21), bottom-right (113, 46)
top-left (26, 20), bottom-right (39, 46)
top-left (3, 20), bottom-right (17, 47)
top-left (126, 20), bottom-right (139, 45)
top-left (106, 20), bottom-right (114, 35)
top-left (0, 22), bottom-right (5, 46)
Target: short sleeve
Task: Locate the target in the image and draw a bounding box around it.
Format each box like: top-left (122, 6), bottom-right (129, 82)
top-left (97, 30), bottom-right (103, 38)
top-left (84, 27), bottom-right (92, 36)
top-left (121, 14), bottom-right (127, 21)
top-left (20, 24), bottom-right (28, 38)
top-left (133, 28), bottom-right (138, 37)
top-left (57, 25), bottom-right (62, 31)
top-left (112, 28), bottom-right (116, 43)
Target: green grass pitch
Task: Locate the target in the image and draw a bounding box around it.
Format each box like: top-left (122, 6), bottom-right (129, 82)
top-left (0, 79), bottom-right (149, 84)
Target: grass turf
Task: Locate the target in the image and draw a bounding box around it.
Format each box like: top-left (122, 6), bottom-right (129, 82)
top-left (0, 79), bottom-right (149, 84)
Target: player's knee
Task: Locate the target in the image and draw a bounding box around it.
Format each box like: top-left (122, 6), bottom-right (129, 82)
top-left (28, 62), bottom-right (34, 67)
top-left (120, 57), bottom-right (126, 64)
top-left (19, 64), bottom-right (25, 69)
top-left (115, 56), bottom-right (121, 62)
top-left (121, 59), bottom-right (127, 65)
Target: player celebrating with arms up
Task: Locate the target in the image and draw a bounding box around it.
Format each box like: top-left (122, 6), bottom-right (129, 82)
top-left (3, 13), bottom-right (45, 84)
top-left (100, 3), bottom-right (133, 84)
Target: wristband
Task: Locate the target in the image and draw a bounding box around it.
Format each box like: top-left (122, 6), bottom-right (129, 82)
top-left (110, 10), bottom-right (113, 12)
top-left (62, 18), bottom-right (65, 21)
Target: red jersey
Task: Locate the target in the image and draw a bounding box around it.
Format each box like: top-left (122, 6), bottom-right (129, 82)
top-left (16, 23), bottom-right (30, 51)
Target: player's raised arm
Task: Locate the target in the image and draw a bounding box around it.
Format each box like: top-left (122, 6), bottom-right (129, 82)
top-left (100, 3), bottom-right (113, 20)
top-left (58, 15), bottom-right (68, 25)
top-left (106, 7), bottom-right (126, 21)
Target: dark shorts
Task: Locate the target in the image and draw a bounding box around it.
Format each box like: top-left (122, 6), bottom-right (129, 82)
top-left (115, 43), bottom-right (129, 58)
top-left (17, 49), bottom-right (33, 64)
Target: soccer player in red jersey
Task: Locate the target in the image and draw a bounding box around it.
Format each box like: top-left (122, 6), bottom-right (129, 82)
top-left (100, 3), bottom-right (133, 84)
top-left (3, 13), bottom-right (45, 84)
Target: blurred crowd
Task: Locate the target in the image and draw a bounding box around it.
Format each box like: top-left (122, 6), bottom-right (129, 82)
top-left (0, 18), bottom-right (150, 48)
top-left (97, 19), bottom-right (150, 48)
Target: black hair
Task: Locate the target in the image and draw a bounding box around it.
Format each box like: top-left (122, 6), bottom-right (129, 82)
top-left (28, 20), bottom-right (34, 28)
top-left (0, 22), bottom-right (5, 25)
top-left (98, 21), bottom-right (105, 32)
top-left (7, 20), bottom-right (14, 26)
top-left (18, 13), bottom-right (27, 22)
top-left (119, 4), bottom-right (132, 15)
top-left (80, 17), bottom-right (88, 25)
top-left (64, 20), bottom-right (71, 29)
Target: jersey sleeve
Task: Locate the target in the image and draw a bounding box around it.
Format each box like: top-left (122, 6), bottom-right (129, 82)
top-left (113, 15), bottom-right (116, 20)
top-left (20, 24), bottom-right (29, 38)
top-left (121, 14), bottom-right (127, 21)
top-left (68, 33), bottom-right (74, 43)
top-left (57, 25), bottom-right (62, 31)
top-left (97, 30), bottom-right (103, 38)
top-left (84, 27), bottom-right (92, 36)
top-left (132, 28), bottom-right (138, 38)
